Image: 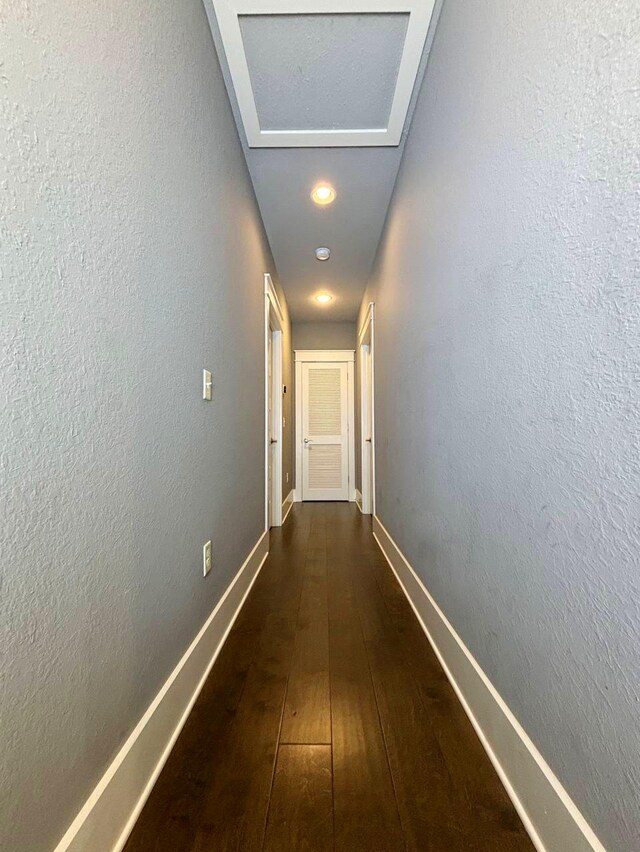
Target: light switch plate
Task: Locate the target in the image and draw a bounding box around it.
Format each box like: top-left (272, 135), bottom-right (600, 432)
top-left (203, 369), bottom-right (212, 400)
top-left (203, 540), bottom-right (212, 576)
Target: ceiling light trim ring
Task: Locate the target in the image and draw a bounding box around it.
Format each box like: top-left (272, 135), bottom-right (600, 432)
top-left (311, 184), bottom-right (336, 206)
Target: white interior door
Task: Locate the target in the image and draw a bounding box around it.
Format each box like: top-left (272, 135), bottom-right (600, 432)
top-left (302, 361), bottom-right (349, 501)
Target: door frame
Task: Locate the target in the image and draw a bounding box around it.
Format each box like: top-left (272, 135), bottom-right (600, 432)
top-left (357, 302), bottom-right (376, 515)
top-left (294, 349), bottom-right (355, 502)
top-left (264, 274), bottom-right (284, 529)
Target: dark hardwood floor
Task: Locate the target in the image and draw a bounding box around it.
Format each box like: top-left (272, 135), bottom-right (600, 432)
top-left (124, 503), bottom-right (534, 852)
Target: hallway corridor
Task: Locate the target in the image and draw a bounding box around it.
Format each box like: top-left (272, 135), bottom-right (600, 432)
top-left (4, 0), bottom-right (637, 847)
top-left (124, 504), bottom-right (533, 852)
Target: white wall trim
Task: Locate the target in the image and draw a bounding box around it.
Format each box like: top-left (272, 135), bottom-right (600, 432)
top-left (265, 273), bottom-right (283, 528)
top-left (281, 489), bottom-right (294, 524)
top-left (357, 300), bottom-right (375, 344)
top-left (295, 350), bottom-right (356, 502)
top-left (357, 302), bottom-right (375, 515)
top-left (347, 359), bottom-right (356, 502)
top-left (53, 531), bottom-right (270, 852)
top-left (355, 488), bottom-right (364, 512)
top-left (264, 271), bottom-right (285, 327)
top-left (209, 0), bottom-right (438, 148)
top-left (372, 515), bottom-right (606, 852)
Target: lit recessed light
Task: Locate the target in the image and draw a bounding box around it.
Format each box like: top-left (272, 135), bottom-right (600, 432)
top-left (315, 293), bottom-right (332, 304)
top-left (311, 183), bottom-right (336, 206)
top-left (315, 247), bottom-right (331, 261)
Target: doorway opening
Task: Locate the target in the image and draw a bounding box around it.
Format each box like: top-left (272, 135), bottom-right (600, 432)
top-left (357, 303), bottom-right (375, 515)
top-left (295, 349), bottom-right (355, 502)
top-left (265, 274), bottom-right (284, 529)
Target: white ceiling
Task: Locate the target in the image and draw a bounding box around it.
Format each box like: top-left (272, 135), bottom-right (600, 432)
top-left (203, 1), bottom-right (441, 322)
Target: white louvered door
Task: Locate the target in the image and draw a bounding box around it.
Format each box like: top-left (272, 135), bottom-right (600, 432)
top-left (301, 361), bottom-right (349, 500)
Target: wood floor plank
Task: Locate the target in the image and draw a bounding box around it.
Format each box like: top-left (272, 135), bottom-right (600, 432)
top-left (326, 504), bottom-right (405, 852)
top-left (280, 516), bottom-right (331, 744)
top-left (124, 503), bottom-right (533, 852)
top-left (367, 539), bottom-right (534, 850)
top-left (122, 614), bottom-right (263, 852)
top-left (263, 745), bottom-right (333, 852)
top-left (351, 540), bottom-right (480, 850)
top-left (190, 538), bottom-right (306, 852)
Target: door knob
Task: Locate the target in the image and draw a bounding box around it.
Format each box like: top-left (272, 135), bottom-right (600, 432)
top-left (304, 438), bottom-right (312, 443)
top-left (270, 438), bottom-right (278, 444)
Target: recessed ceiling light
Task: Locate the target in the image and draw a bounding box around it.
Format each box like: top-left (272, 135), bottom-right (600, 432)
top-left (315, 247), bottom-right (331, 261)
top-left (311, 183), bottom-right (336, 206)
top-left (315, 293), bottom-right (332, 304)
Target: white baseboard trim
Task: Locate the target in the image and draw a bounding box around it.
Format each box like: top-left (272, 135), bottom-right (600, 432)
top-left (281, 489), bottom-right (294, 524)
top-left (355, 489), bottom-right (363, 512)
top-left (293, 488), bottom-right (301, 503)
top-left (372, 515), bottom-right (605, 852)
top-left (53, 530), bottom-right (270, 852)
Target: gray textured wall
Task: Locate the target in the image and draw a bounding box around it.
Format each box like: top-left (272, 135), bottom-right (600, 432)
top-left (0, 0), bottom-right (289, 849)
top-left (292, 321), bottom-right (356, 351)
top-left (360, 1), bottom-right (640, 849)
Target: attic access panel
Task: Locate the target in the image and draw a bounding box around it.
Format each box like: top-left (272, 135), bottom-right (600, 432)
top-left (210, 0), bottom-right (437, 147)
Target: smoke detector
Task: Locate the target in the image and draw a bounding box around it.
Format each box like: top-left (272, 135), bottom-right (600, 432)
top-left (315, 247), bottom-right (331, 261)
